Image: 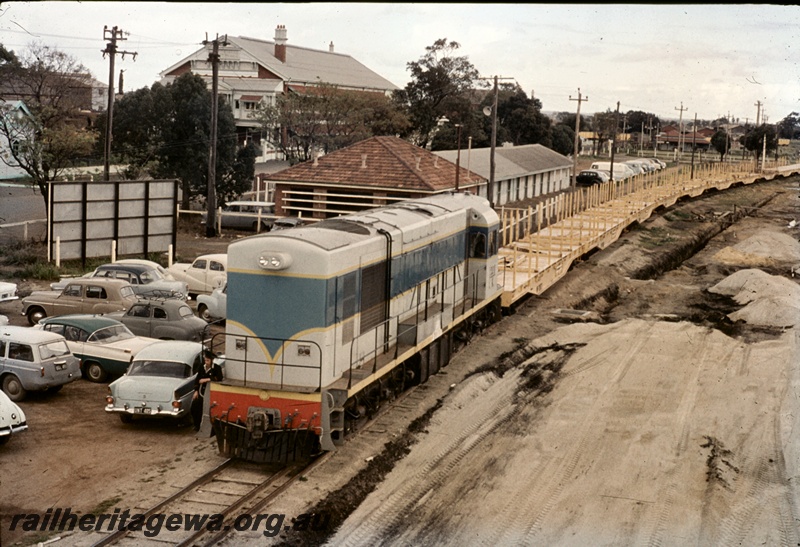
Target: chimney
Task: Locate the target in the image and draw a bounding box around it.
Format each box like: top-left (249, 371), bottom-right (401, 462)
top-left (274, 25), bottom-right (287, 63)
top-left (361, 154), bottom-right (367, 168)
top-left (329, 41), bottom-right (334, 53)
top-left (415, 156), bottom-right (421, 170)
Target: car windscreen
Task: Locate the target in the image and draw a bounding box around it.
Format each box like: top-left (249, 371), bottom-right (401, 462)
top-left (139, 269), bottom-right (163, 283)
top-left (119, 286), bottom-right (136, 298)
top-left (179, 305), bottom-right (194, 319)
top-left (87, 325), bottom-right (135, 343)
top-left (39, 340), bottom-right (72, 359)
top-left (127, 360), bottom-right (192, 378)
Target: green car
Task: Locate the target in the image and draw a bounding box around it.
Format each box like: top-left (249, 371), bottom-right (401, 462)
top-left (36, 315), bottom-right (159, 382)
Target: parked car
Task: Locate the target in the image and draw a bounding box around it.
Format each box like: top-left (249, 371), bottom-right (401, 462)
top-left (51, 263), bottom-right (187, 299)
top-left (201, 201), bottom-right (276, 232)
top-left (590, 162), bottom-right (635, 180)
top-left (624, 159), bottom-right (653, 175)
top-left (196, 282), bottom-right (227, 322)
top-left (270, 217), bottom-right (305, 231)
top-left (167, 254), bottom-right (227, 299)
top-left (0, 325), bottom-right (81, 401)
top-left (575, 169), bottom-right (611, 187)
top-left (105, 340), bottom-right (203, 424)
top-left (622, 161), bottom-right (645, 176)
top-left (22, 278), bottom-right (140, 326)
top-left (36, 315), bottom-right (158, 382)
top-left (114, 259), bottom-right (177, 280)
top-left (650, 158), bottom-right (667, 169)
top-left (0, 389), bottom-right (27, 445)
top-left (0, 281), bottom-right (18, 303)
top-left (105, 299), bottom-right (208, 342)
top-left (640, 158), bottom-right (664, 171)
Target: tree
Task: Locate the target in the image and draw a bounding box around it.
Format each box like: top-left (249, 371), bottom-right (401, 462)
top-left (492, 84), bottom-right (552, 148)
top-left (393, 39), bottom-right (481, 149)
top-left (592, 110), bottom-right (618, 156)
top-left (256, 83), bottom-right (409, 163)
top-left (550, 124), bottom-right (575, 156)
top-left (743, 124), bottom-right (778, 160)
top-left (107, 73), bottom-right (253, 208)
top-left (97, 83), bottom-right (173, 180)
top-left (777, 112), bottom-right (800, 140)
top-left (556, 112), bottom-right (590, 132)
top-left (0, 44), bottom-right (20, 67)
top-left (710, 130), bottom-right (732, 161)
top-left (0, 42), bottom-right (98, 209)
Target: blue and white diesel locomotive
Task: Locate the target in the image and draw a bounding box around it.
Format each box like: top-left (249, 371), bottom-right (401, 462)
top-left (209, 193), bottom-right (502, 462)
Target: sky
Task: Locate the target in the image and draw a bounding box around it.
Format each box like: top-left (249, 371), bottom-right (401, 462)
top-left (1, 2), bottom-right (798, 124)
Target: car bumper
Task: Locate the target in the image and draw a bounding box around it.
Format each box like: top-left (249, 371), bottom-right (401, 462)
top-left (106, 404), bottom-right (187, 418)
top-left (0, 422), bottom-right (28, 436)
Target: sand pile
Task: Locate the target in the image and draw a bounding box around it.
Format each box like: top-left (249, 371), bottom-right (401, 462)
top-left (708, 268), bottom-right (800, 327)
top-left (712, 229), bottom-right (800, 268)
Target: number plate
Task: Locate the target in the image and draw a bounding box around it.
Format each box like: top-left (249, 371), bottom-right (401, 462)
top-left (134, 407), bottom-right (152, 414)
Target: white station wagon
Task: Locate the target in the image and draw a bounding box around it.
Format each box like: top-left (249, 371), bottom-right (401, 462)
top-left (0, 325), bottom-right (81, 401)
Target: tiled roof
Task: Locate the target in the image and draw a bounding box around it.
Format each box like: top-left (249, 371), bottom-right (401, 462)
top-left (232, 36), bottom-right (398, 91)
top-left (263, 136), bottom-right (485, 191)
top-left (435, 144), bottom-right (572, 181)
top-left (161, 35), bottom-right (398, 93)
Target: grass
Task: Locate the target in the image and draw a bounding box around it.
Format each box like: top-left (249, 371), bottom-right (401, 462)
top-left (90, 495), bottom-right (123, 515)
top-left (0, 238), bottom-right (174, 282)
top-left (638, 226), bottom-right (678, 248)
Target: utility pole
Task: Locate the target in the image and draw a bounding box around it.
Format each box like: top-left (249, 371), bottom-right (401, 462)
top-left (454, 123), bottom-right (462, 192)
top-left (674, 102), bottom-right (688, 160)
top-left (724, 111), bottom-right (730, 161)
top-left (755, 100), bottom-right (762, 126)
top-left (489, 76), bottom-right (498, 207)
top-left (101, 26), bottom-right (137, 183)
top-left (569, 88), bottom-right (587, 188)
top-left (478, 75), bottom-right (513, 208)
top-left (610, 101), bottom-right (620, 182)
top-left (690, 113), bottom-right (697, 178)
top-left (204, 34), bottom-right (228, 238)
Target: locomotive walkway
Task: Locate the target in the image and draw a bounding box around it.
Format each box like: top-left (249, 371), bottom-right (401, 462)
top-left (496, 159), bottom-right (800, 307)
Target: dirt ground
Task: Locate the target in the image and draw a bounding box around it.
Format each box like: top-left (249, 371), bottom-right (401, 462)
top-left (1, 176), bottom-right (799, 546)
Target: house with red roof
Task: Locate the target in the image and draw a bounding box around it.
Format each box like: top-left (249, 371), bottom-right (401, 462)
top-left (261, 136), bottom-right (485, 219)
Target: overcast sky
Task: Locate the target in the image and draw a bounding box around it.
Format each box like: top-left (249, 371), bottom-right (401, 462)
top-left (1, 2), bottom-right (798, 124)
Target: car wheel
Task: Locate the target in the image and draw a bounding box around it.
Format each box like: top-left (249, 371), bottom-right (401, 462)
top-left (119, 413), bottom-right (133, 424)
top-left (27, 307), bottom-right (46, 326)
top-left (197, 304), bottom-right (211, 322)
top-left (84, 362), bottom-right (108, 383)
top-left (2, 375), bottom-right (27, 402)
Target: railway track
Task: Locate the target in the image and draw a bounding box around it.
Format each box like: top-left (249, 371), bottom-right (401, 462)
top-left (80, 457), bottom-right (319, 547)
top-left (71, 383), bottom-right (426, 547)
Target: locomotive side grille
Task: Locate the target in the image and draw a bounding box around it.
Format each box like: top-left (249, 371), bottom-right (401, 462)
top-left (360, 261), bottom-right (387, 334)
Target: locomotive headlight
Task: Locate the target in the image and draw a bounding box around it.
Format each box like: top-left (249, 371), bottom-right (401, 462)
top-left (258, 252), bottom-right (292, 270)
